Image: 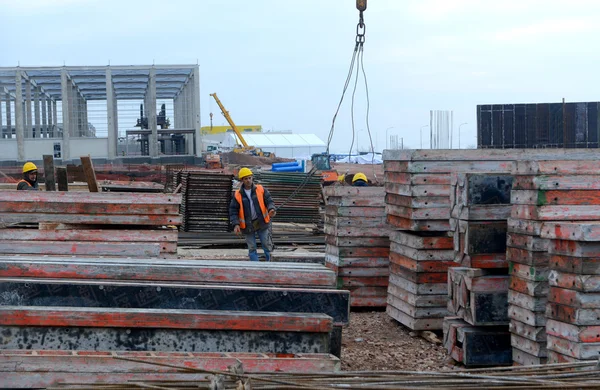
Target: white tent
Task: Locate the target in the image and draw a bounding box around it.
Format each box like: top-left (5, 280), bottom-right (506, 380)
top-left (203, 132), bottom-right (326, 159)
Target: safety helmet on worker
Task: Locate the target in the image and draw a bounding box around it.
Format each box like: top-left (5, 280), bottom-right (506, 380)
top-left (22, 162), bottom-right (38, 173)
top-left (352, 172), bottom-right (367, 183)
top-left (238, 167), bottom-right (253, 180)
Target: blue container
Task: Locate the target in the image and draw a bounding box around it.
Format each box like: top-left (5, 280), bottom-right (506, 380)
top-left (272, 161), bottom-right (301, 169)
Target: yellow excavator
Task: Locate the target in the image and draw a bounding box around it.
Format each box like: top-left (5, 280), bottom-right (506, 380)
top-left (210, 93), bottom-right (272, 157)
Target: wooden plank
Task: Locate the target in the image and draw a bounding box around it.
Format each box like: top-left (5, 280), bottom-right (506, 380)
top-left (326, 196), bottom-right (385, 207)
top-left (80, 155), bottom-right (99, 192)
top-left (323, 186), bottom-right (385, 198)
top-left (325, 254), bottom-right (389, 268)
top-left (461, 327), bottom-right (512, 367)
top-left (382, 158), bottom-right (516, 173)
top-left (383, 148), bottom-right (600, 162)
top-left (323, 224), bottom-right (388, 238)
top-left (42, 154), bottom-right (56, 191)
top-left (547, 319), bottom-right (600, 343)
top-left (513, 174), bottom-right (600, 191)
top-left (508, 290), bottom-right (546, 312)
top-left (384, 183), bottom-right (451, 197)
top-left (0, 201), bottom-right (180, 215)
top-left (512, 204), bottom-right (600, 221)
top-left (511, 334), bottom-right (547, 358)
top-left (386, 215), bottom-right (451, 232)
top-left (384, 171), bottom-right (452, 185)
top-left (453, 205), bottom-right (511, 221)
top-left (542, 222), bottom-right (600, 241)
top-left (512, 189), bottom-right (600, 206)
top-left (512, 348), bottom-right (548, 366)
top-left (546, 303), bottom-right (600, 326)
top-left (350, 295), bottom-right (387, 307)
top-left (385, 193), bottom-right (450, 208)
top-left (324, 215), bottom-right (387, 228)
top-left (389, 252), bottom-right (454, 273)
top-left (390, 241), bottom-right (454, 261)
top-left (387, 283), bottom-right (447, 307)
top-left (0, 259), bottom-right (336, 287)
top-left (0, 191), bottom-right (182, 205)
top-left (389, 230), bottom-right (453, 250)
top-left (510, 262), bottom-right (549, 282)
top-left (56, 166), bottom-right (69, 191)
top-left (0, 306), bottom-right (332, 332)
top-left (338, 267), bottom-right (389, 278)
top-left (0, 213), bottom-right (181, 226)
top-left (324, 205), bottom-right (386, 218)
top-left (549, 254), bottom-right (600, 275)
top-left (507, 218), bottom-right (544, 236)
top-left (515, 160), bottom-right (600, 175)
top-left (386, 204), bottom-right (450, 220)
top-left (388, 273), bottom-right (447, 295)
top-left (549, 239), bottom-right (600, 257)
top-left (325, 235), bottom-right (390, 248)
top-left (337, 276), bottom-right (388, 288)
top-left (458, 254), bottom-right (508, 269)
top-left (386, 305), bottom-right (444, 331)
top-left (509, 320), bottom-right (546, 342)
top-left (507, 247), bottom-right (550, 266)
top-left (0, 351), bottom-right (340, 387)
top-left (509, 275), bottom-right (548, 297)
top-left (508, 305), bottom-right (546, 327)
top-left (549, 287), bottom-right (600, 309)
top-left (507, 232), bottom-right (549, 252)
top-left (0, 229), bottom-right (177, 243)
top-left (387, 293), bottom-right (449, 319)
top-left (326, 245), bottom-right (389, 258)
top-left (547, 334), bottom-right (600, 360)
top-left (0, 241), bottom-right (166, 257)
top-left (390, 263), bottom-right (447, 284)
top-left (549, 270), bottom-right (600, 292)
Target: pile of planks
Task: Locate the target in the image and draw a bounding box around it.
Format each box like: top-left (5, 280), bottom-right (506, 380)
top-left (383, 150), bottom-right (517, 331)
top-left (0, 191), bottom-right (180, 258)
top-left (177, 171), bottom-right (233, 232)
top-left (0, 258), bottom-right (347, 386)
top-left (324, 186), bottom-right (390, 307)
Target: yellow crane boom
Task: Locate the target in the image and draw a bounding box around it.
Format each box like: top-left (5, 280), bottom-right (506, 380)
top-left (209, 93), bottom-right (249, 148)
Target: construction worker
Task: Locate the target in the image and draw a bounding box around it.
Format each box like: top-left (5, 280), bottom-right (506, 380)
top-left (17, 162), bottom-right (40, 191)
top-left (229, 167), bottom-right (276, 261)
top-left (352, 172), bottom-right (368, 187)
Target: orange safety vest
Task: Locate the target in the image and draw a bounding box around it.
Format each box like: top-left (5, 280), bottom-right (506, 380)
top-left (234, 185), bottom-right (270, 229)
top-left (17, 179), bottom-right (33, 189)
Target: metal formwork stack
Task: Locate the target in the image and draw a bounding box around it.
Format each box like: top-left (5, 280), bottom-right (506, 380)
top-left (178, 171), bottom-right (233, 232)
top-left (541, 222), bottom-right (600, 363)
top-left (383, 150), bottom-right (516, 331)
top-left (323, 186), bottom-right (390, 307)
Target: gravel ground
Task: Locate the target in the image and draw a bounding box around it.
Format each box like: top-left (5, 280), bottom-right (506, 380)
top-left (341, 311), bottom-right (451, 372)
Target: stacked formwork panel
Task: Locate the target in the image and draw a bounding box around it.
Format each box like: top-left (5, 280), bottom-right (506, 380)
top-left (383, 150), bottom-right (516, 331)
top-left (445, 173), bottom-right (513, 366)
top-left (324, 186), bottom-right (390, 307)
top-left (541, 222), bottom-right (600, 363)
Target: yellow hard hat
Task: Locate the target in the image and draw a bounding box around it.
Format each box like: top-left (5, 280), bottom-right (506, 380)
top-left (23, 162), bottom-right (37, 173)
top-left (238, 167), bottom-right (253, 180)
top-left (352, 172), bottom-right (367, 183)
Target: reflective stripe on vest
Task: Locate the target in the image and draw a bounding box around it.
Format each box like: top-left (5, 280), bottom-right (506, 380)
top-left (234, 185), bottom-right (270, 229)
top-left (17, 179), bottom-right (32, 189)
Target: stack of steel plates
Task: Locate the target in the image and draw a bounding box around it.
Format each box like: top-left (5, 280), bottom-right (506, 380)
top-left (178, 171), bottom-right (233, 232)
top-left (254, 171), bottom-right (322, 225)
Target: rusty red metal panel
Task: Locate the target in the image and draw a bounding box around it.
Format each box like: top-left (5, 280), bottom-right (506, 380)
top-left (506, 247), bottom-right (550, 266)
top-left (0, 201), bottom-right (180, 215)
top-left (386, 305), bottom-right (444, 331)
top-left (512, 204), bottom-right (600, 221)
top-left (0, 241), bottom-right (164, 257)
top-left (0, 228), bottom-right (177, 243)
top-left (385, 193), bottom-right (450, 209)
top-left (0, 213), bottom-right (181, 225)
top-left (0, 191), bottom-right (182, 205)
top-left (390, 242), bottom-right (454, 261)
top-left (386, 215), bottom-right (450, 232)
top-left (325, 254), bottom-right (389, 268)
top-left (389, 252), bottom-right (454, 273)
top-left (547, 319), bottom-right (600, 343)
top-left (390, 230), bottom-right (453, 250)
top-left (384, 171), bottom-right (452, 185)
top-left (515, 160), bottom-right (600, 175)
top-left (337, 276), bottom-right (388, 288)
top-left (542, 222), bottom-right (600, 241)
top-left (513, 175), bottom-right (600, 191)
top-left (386, 204), bottom-right (450, 220)
top-left (325, 235), bottom-right (390, 248)
top-left (0, 259), bottom-right (336, 287)
top-left (387, 283), bottom-right (446, 307)
top-left (326, 245), bottom-right (389, 258)
top-left (549, 254), bottom-right (600, 275)
top-left (0, 306), bottom-right (333, 333)
top-left (390, 263), bottom-right (447, 284)
top-left (508, 217), bottom-right (544, 236)
top-left (324, 205), bottom-right (386, 218)
top-left (509, 275), bottom-right (548, 297)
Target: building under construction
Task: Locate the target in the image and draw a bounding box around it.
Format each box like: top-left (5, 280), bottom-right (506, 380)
top-left (0, 65), bottom-right (201, 163)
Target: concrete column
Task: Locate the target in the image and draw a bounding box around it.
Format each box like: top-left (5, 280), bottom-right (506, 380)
top-left (6, 92), bottom-right (12, 139)
top-left (192, 66), bottom-right (201, 155)
top-left (15, 71), bottom-right (25, 161)
top-left (52, 100), bottom-right (57, 138)
top-left (34, 86), bottom-right (41, 138)
top-left (173, 94), bottom-right (180, 129)
top-left (148, 67), bottom-right (158, 157)
top-left (61, 69), bottom-right (71, 160)
top-left (46, 97), bottom-right (52, 137)
top-left (41, 93), bottom-right (47, 138)
top-left (70, 84), bottom-right (77, 137)
top-left (106, 68), bottom-right (117, 159)
top-left (83, 99), bottom-right (88, 136)
top-left (25, 79), bottom-right (32, 138)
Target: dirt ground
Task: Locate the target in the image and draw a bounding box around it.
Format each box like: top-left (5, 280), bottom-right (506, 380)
top-left (341, 311), bottom-right (450, 372)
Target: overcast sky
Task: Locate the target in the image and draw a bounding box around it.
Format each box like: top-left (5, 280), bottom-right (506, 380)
top-left (2, 0), bottom-right (599, 153)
